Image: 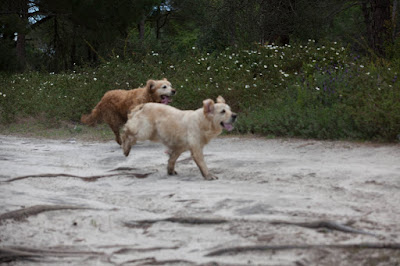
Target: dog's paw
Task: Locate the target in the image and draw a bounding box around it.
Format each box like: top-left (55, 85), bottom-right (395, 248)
top-left (168, 170), bottom-right (178, 175)
top-left (123, 148), bottom-right (130, 157)
top-left (204, 174), bottom-right (218, 180)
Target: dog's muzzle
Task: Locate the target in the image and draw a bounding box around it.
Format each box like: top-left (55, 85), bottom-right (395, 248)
top-left (221, 113), bottom-right (237, 131)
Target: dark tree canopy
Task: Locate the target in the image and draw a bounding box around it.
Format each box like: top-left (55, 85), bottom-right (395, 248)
top-left (0, 0), bottom-right (399, 72)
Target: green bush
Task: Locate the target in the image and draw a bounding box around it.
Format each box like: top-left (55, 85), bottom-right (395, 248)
top-left (0, 40), bottom-right (399, 141)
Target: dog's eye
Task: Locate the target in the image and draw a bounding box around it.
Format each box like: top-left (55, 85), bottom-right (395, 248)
top-left (221, 109), bottom-right (226, 114)
top-left (162, 85), bottom-right (167, 89)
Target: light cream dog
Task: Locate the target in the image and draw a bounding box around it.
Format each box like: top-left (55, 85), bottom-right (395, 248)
top-left (121, 96), bottom-right (237, 180)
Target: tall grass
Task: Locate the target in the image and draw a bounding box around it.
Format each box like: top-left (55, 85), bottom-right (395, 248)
top-left (0, 40), bottom-right (399, 141)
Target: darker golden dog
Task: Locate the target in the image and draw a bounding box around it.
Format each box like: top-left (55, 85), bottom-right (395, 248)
top-left (81, 79), bottom-right (176, 144)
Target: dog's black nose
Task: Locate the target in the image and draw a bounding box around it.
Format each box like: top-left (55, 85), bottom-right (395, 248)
top-left (171, 89), bottom-right (176, 95)
top-left (232, 113), bottom-right (237, 122)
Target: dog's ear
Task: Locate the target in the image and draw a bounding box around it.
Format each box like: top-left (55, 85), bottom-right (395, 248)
top-left (146, 79), bottom-right (156, 93)
top-left (216, 96), bottom-right (225, 103)
top-left (163, 78), bottom-right (168, 81)
top-left (203, 99), bottom-right (215, 115)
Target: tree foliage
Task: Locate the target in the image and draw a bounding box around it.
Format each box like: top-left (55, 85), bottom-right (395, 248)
top-left (0, 0), bottom-right (399, 72)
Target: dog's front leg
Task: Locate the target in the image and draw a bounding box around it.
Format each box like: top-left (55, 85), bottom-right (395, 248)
top-left (167, 149), bottom-right (183, 175)
top-left (190, 148), bottom-right (218, 180)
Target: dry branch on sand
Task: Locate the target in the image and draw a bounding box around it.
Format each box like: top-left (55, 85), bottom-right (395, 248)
top-left (270, 220), bottom-right (378, 236)
top-left (124, 216), bottom-right (377, 236)
top-left (0, 246), bottom-right (105, 263)
top-left (0, 205), bottom-right (91, 223)
top-left (206, 243), bottom-right (400, 257)
top-left (124, 217), bottom-right (228, 228)
top-left (3, 168), bottom-right (155, 183)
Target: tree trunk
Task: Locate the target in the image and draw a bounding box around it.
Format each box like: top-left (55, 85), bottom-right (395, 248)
top-left (361, 1), bottom-right (373, 48)
top-left (393, 0), bottom-right (398, 40)
top-left (16, 33), bottom-right (26, 69)
top-left (371, 0), bottom-right (391, 55)
top-left (138, 18), bottom-right (145, 40)
top-left (71, 24), bottom-right (77, 68)
top-left (155, 6), bottom-right (161, 39)
top-left (227, 3), bottom-right (237, 46)
top-left (362, 0), bottom-right (391, 56)
top-left (16, 0), bottom-right (28, 70)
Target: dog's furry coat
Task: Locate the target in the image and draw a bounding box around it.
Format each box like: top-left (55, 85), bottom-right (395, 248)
top-left (81, 79), bottom-right (175, 144)
top-left (121, 96), bottom-right (237, 180)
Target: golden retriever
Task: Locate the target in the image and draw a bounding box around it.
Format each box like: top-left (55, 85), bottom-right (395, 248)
top-left (121, 96), bottom-right (237, 180)
top-left (81, 79), bottom-right (176, 145)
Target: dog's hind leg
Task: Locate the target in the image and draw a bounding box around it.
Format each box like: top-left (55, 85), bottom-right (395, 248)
top-left (103, 112), bottom-right (125, 145)
top-left (111, 124), bottom-right (123, 145)
top-left (167, 149), bottom-right (184, 175)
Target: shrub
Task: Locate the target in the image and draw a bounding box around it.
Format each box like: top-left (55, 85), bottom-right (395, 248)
top-left (0, 40), bottom-right (399, 141)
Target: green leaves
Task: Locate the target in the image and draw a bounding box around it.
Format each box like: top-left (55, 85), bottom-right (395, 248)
top-left (1, 40), bottom-right (399, 141)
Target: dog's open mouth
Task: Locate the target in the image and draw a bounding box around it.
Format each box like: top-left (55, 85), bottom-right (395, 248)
top-left (220, 122), bottom-right (234, 131)
top-left (161, 95), bottom-right (172, 104)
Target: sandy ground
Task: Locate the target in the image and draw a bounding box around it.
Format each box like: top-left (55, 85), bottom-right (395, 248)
top-left (0, 135), bottom-right (400, 265)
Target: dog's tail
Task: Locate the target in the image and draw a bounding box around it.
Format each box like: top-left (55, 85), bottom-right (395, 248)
top-left (81, 106), bottom-right (102, 126)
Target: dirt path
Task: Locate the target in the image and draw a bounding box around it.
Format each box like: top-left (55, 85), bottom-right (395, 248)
top-left (1, 135), bottom-right (400, 265)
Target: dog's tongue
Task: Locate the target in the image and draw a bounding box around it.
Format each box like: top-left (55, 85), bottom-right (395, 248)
top-left (161, 96), bottom-right (171, 104)
top-left (223, 123), bottom-right (234, 131)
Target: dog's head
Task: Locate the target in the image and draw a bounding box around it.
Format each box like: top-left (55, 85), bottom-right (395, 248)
top-left (146, 78), bottom-right (176, 104)
top-left (203, 96), bottom-right (237, 131)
